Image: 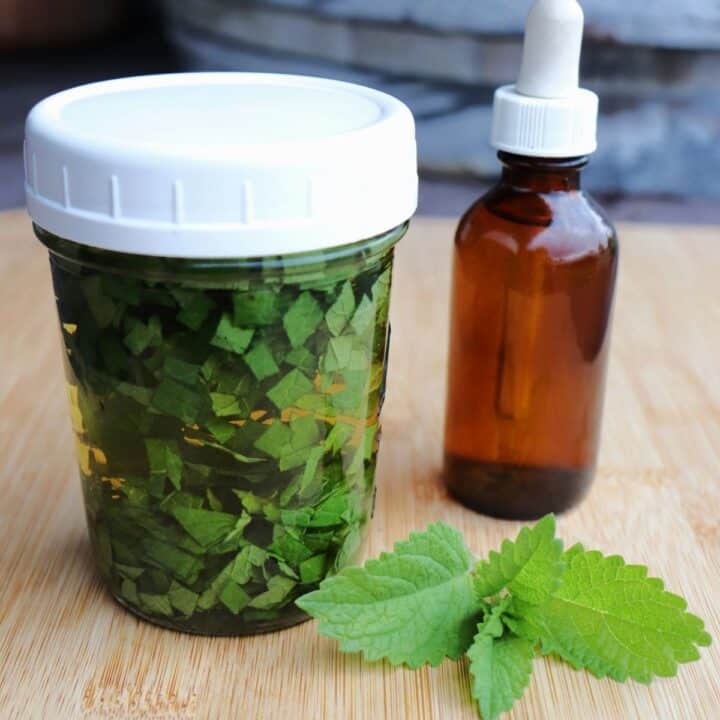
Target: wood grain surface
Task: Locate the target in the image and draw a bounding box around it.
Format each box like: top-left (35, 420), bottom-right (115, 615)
top-left (1, 210), bottom-right (718, 719)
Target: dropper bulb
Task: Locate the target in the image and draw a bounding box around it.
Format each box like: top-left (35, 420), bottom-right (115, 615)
top-left (516, 0), bottom-right (584, 99)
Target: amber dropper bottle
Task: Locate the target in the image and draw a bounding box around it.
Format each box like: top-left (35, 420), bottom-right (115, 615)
top-left (443, 0), bottom-right (618, 520)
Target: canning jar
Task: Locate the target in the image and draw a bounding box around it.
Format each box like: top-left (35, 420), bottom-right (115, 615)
top-left (25, 73), bottom-right (417, 635)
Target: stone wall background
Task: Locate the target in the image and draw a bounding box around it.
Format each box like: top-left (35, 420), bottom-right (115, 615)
top-left (163, 0), bottom-right (720, 198)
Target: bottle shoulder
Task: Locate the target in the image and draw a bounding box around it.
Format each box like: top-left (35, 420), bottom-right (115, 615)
top-left (457, 185), bottom-right (617, 263)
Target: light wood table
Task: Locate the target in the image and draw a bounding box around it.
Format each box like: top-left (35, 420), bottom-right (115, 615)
top-left (1, 210), bottom-right (718, 719)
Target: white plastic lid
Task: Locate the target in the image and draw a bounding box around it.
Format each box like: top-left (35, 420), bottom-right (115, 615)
top-left (491, 0), bottom-right (598, 158)
top-left (25, 73), bottom-right (418, 258)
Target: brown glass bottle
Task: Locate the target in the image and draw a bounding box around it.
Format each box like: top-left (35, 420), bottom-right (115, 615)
top-left (444, 152), bottom-right (618, 519)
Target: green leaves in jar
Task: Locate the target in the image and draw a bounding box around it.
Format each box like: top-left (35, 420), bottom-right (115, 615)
top-left (51, 244), bottom-right (394, 635)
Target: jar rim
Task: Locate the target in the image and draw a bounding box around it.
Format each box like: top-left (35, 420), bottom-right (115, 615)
top-left (37, 222), bottom-right (407, 285)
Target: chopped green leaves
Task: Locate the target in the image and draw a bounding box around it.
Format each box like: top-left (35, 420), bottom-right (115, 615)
top-left (54, 243), bottom-right (396, 635)
top-left (325, 281), bottom-right (355, 336)
top-left (168, 581), bottom-right (199, 616)
top-left (83, 276), bottom-right (116, 328)
top-left (350, 295), bottom-right (375, 336)
top-left (171, 506), bottom-right (241, 548)
top-left (233, 290), bottom-right (280, 326)
top-left (249, 575), bottom-right (296, 609)
top-left (283, 291), bottom-right (323, 348)
top-left (219, 581), bottom-right (251, 614)
top-left (266, 369), bottom-right (314, 409)
top-left (209, 392), bottom-right (247, 418)
top-left (322, 336), bottom-right (354, 372)
top-left (244, 341), bottom-right (280, 381)
top-left (176, 292), bottom-right (214, 330)
top-left (151, 379), bottom-right (204, 424)
top-left (145, 438), bottom-right (183, 491)
top-left (163, 355), bottom-right (200, 385)
top-left (124, 315), bottom-right (162, 355)
top-left (210, 313), bottom-right (254, 354)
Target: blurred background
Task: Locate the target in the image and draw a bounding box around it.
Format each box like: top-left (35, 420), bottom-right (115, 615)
top-left (3, 0), bottom-right (720, 220)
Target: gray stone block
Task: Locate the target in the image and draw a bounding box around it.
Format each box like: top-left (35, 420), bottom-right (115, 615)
top-left (162, 0), bottom-right (720, 197)
top-left (222, 0), bottom-right (720, 50)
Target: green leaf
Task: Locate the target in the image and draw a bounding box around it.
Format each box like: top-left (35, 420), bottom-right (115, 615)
top-left (296, 523), bottom-right (481, 668)
top-left (266, 369), bottom-right (314, 409)
top-left (210, 392), bottom-right (247, 418)
top-left (233, 290), bottom-right (280, 326)
top-left (349, 295), bottom-right (375, 335)
top-left (116, 382), bottom-right (153, 406)
top-left (176, 292), bottom-right (214, 330)
top-left (145, 438), bottom-right (183, 491)
top-left (83, 276), bottom-right (116, 328)
top-left (270, 526), bottom-right (314, 565)
top-left (197, 561), bottom-right (234, 611)
top-left (474, 514), bottom-right (564, 605)
top-left (230, 546), bottom-right (255, 584)
top-left (297, 445), bottom-right (324, 499)
top-left (186, 436), bottom-right (264, 464)
top-left (371, 267), bottom-right (392, 315)
top-left (322, 336), bottom-right (354, 372)
top-left (124, 315), bottom-right (162, 355)
top-left (207, 418), bottom-right (236, 444)
top-left (278, 448), bottom-right (312, 472)
top-left (330, 371), bottom-right (368, 414)
top-left (159, 490), bottom-right (204, 514)
top-left (171, 506), bottom-right (238, 548)
top-left (288, 415), bottom-right (320, 448)
top-left (467, 624), bottom-right (534, 720)
top-left (120, 578), bottom-right (139, 605)
top-left (283, 291), bottom-right (323, 348)
top-left (99, 335), bottom-right (128, 375)
top-left (163, 355), bottom-right (200, 386)
top-left (254, 422), bottom-right (291, 459)
top-left (249, 575), bottom-right (296, 609)
top-left (210, 313), bottom-right (254, 354)
top-left (299, 554), bottom-right (328, 584)
top-left (244, 341), bottom-right (280, 381)
top-left (305, 489), bottom-right (350, 528)
top-left (102, 274), bottom-right (141, 305)
top-left (285, 346), bottom-right (316, 374)
top-left (206, 488), bottom-right (223, 511)
top-left (516, 547), bottom-right (713, 683)
top-left (324, 422), bottom-right (355, 454)
top-left (325, 281), bottom-right (356, 336)
top-left (141, 538), bottom-right (203, 584)
top-left (139, 592), bottom-right (174, 617)
top-left (168, 581), bottom-right (199, 616)
top-left (219, 580), bottom-right (251, 614)
top-left (151, 379), bottom-right (204, 425)
top-left (115, 563), bottom-right (144, 581)
top-left (295, 392), bottom-right (330, 413)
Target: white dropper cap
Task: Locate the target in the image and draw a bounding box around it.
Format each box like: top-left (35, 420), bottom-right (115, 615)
top-left (491, 0), bottom-right (598, 158)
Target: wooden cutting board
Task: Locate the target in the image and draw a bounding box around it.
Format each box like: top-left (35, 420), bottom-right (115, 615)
top-left (1, 210), bottom-right (718, 719)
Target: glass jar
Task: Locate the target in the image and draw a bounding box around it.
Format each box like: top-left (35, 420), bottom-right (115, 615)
top-left (25, 73), bottom-right (417, 634)
top-left (38, 224), bottom-right (404, 634)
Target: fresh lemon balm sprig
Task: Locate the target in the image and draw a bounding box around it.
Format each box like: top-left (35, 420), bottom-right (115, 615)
top-left (297, 515), bottom-right (712, 720)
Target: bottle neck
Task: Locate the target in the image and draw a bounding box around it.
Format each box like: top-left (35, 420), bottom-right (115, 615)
top-left (498, 151), bottom-right (587, 193)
